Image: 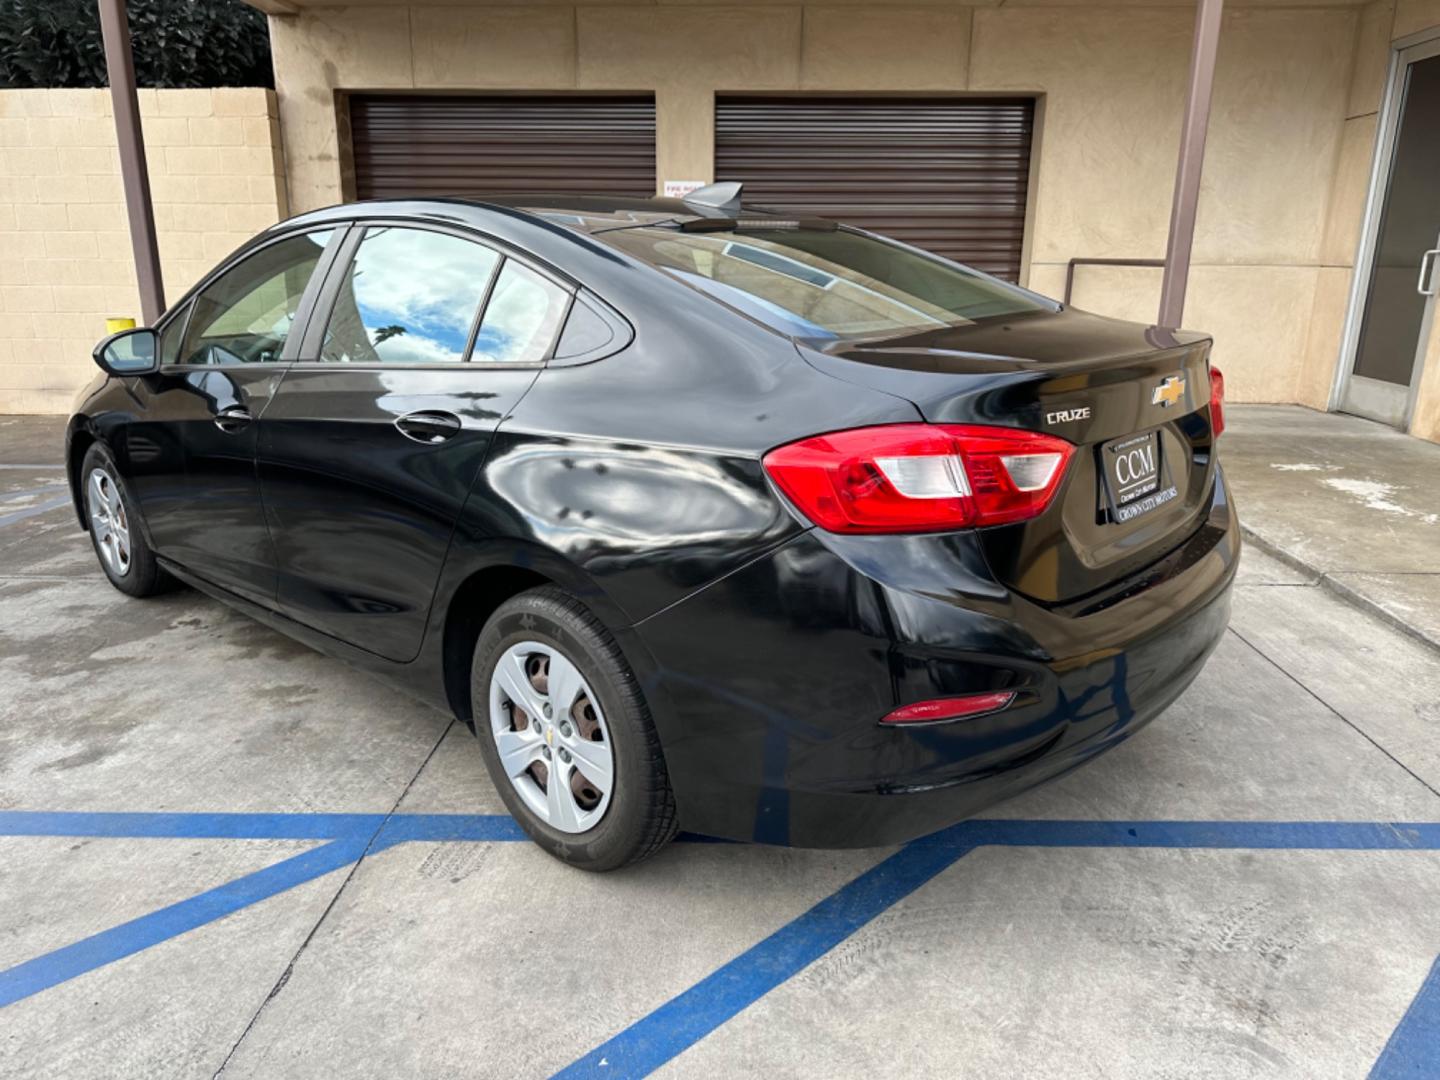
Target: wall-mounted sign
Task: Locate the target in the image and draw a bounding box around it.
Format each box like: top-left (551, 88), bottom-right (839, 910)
top-left (663, 180), bottom-right (707, 198)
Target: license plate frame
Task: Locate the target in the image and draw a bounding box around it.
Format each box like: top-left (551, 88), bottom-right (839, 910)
top-left (1100, 429), bottom-right (1176, 524)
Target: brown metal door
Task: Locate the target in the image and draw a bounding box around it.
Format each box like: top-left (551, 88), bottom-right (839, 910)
top-left (714, 97), bottom-right (1034, 281)
top-left (348, 95), bottom-right (657, 200)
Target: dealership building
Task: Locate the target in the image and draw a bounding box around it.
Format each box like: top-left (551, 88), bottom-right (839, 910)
top-left (2, 0), bottom-right (1439, 444)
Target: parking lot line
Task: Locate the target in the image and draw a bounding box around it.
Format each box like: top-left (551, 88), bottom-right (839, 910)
top-left (1369, 954), bottom-right (1440, 1080)
top-left (554, 835), bottom-right (978, 1078)
top-left (0, 484), bottom-right (66, 501)
top-left (552, 818), bottom-right (1440, 1077)
top-left (0, 495), bottom-right (72, 528)
top-left (0, 837), bottom-right (372, 1009)
top-left (0, 810), bottom-right (391, 840)
top-left (3, 810), bottom-right (1439, 1079)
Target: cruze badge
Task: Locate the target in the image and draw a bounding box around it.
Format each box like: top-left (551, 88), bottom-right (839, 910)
top-left (1152, 376), bottom-right (1186, 408)
top-left (1046, 406), bottom-right (1091, 425)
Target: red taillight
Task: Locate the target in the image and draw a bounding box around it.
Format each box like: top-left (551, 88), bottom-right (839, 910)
top-left (881, 691), bottom-right (1017, 726)
top-left (1209, 365), bottom-right (1225, 438)
top-left (762, 423), bottom-right (1075, 534)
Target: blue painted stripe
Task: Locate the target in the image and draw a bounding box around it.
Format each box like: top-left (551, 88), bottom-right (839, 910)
top-left (958, 819), bottom-right (1440, 851)
top-left (1370, 955), bottom-right (1440, 1079)
top-left (0, 811), bottom-right (390, 840)
top-left (553, 838), bottom-right (976, 1079)
top-left (0, 483), bottom-right (67, 503)
top-left (0, 811), bottom-right (527, 843)
top-left (0, 494), bottom-right (72, 528)
top-left (4, 812), bottom-right (1439, 850)
top-left (552, 818), bottom-right (1440, 1078)
top-left (0, 836), bottom-right (369, 1008)
top-left (1, 809), bottom-right (1438, 1042)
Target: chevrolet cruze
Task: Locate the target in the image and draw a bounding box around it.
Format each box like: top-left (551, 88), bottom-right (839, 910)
top-left (68, 186), bottom-right (1238, 870)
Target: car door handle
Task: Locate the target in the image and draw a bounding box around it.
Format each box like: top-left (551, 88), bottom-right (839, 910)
top-left (1419, 248), bottom-right (1440, 297)
top-left (214, 406), bottom-right (252, 433)
top-left (395, 410), bottom-right (462, 444)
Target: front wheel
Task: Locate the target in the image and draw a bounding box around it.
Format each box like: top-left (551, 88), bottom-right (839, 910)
top-left (471, 586), bottom-right (678, 871)
top-left (80, 443), bottom-right (176, 598)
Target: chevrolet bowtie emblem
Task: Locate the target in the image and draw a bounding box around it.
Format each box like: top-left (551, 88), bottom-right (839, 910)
top-left (545, 727), bottom-right (554, 746)
top-left (1152, 375), bottom-right (1186, 408)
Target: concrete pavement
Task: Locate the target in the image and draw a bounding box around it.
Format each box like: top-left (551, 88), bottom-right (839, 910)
top-left (1224, 405), bottom-right (1440, 651)
top-left (1, 410), bottom-right (1438, 1078)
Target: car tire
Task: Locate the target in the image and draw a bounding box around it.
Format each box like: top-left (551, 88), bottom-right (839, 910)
top-left (80, 442), bottom-right (177, 598)
top-left (471, 585), bottom-right (678, 871)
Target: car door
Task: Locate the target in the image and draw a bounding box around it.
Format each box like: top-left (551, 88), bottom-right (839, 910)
top-left (257, 222), bottom-right (571, 662)
top-left (121, 227), bottom-right (343, 605)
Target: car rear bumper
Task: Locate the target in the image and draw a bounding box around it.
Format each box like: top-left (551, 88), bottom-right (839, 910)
top-left (632, 467), bottom-right (1239, 848)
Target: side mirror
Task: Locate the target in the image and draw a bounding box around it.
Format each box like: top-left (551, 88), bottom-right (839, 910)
top-left (93, 327), bottom-right (159, 377)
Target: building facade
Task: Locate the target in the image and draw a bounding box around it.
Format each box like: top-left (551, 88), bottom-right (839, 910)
top-left (4, 0), bottom-right (1439, 445)
top-left (256, 0), bottom-right (1440, 441)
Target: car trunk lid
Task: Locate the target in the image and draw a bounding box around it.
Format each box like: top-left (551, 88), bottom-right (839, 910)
top-left (797, 307), bottom-right (1219, 604)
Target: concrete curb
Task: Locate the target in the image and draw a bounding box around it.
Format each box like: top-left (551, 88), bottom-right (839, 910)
top-left (1240, 524), bottom-right (1440, 656)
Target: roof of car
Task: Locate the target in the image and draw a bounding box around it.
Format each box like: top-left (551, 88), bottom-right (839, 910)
top-left (277, 194), bottom-right (789, 236)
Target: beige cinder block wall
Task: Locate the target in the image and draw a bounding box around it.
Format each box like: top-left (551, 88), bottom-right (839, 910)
top-left (0, 88), bottom-right (287, 414)
top-left (269, 2), bottom-right (1364, 408)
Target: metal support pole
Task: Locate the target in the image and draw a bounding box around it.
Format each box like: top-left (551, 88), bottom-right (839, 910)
top-left (97, 0), bottom-right (165, 324)
top-left (1157, 0), bottom-right (1224, 329)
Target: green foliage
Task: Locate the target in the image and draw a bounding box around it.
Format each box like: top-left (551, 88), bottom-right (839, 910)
top-left (0, 0), bottom-right (272, 89)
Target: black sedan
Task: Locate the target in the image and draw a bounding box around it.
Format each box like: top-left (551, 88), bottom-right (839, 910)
top-left (68, 186), bottom-right (1238, 871)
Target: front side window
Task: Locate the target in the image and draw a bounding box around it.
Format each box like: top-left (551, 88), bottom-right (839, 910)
top-left (178, 230), bottom-right (333, 365)
top-left (599, 224), bottom-right (1053, 341)
top-left (471, 261), bottom-right (570, 364)
top-left (319, 227), bottom-right (500, 365)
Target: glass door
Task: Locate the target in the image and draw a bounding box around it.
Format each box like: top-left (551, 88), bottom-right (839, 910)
top-left (1340, 38), bottom-right (1440, 427)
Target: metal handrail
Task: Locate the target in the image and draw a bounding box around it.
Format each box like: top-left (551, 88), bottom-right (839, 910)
top-left (1063, 258), bottom-right (1165, 305)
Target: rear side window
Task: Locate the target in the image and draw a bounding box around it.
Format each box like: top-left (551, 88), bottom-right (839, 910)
top-left (319, 227), bottom-right (501, 364)
top-left (179, 230), bottom-right (334, 365)
top-left (472, 261), bottom-right (570, 364)
top-left (552, 293), bottom-right (616, 360)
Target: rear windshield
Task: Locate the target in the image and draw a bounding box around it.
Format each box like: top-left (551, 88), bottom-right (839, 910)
top-left (598, 224), bottom-right (1054, 340)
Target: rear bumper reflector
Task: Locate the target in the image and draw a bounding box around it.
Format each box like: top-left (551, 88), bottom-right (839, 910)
top-left (881, 691), bottom-right (1017, 726)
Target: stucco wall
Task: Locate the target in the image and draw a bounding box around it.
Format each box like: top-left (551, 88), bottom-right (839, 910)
top-left (269, 2), bottom-right (1366, 410)
top-left (0, 88), bottom-right (287, 414)
top-left (7, 6), bottom-right (1439, 434)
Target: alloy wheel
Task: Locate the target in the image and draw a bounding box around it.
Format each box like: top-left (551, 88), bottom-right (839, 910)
top-left (87, 467), bottom-right (131, 578)
top-left (488, 641), bottom-right (614, 834)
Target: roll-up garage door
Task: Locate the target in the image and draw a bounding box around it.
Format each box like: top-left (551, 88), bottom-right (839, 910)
top-left (714, 97), bottom-right (1034, 281)
top-left (348, 95), bottom-right (657, 201)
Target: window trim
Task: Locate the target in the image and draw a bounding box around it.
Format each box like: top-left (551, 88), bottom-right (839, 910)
top-left (466, 255), bottom-right (576, 367)
top-left (292, 218), bottom-right (578, 372)
top-left (459, 250), bottom-right (507, 363)
top-left (156, 225), bottom-right (351, 373)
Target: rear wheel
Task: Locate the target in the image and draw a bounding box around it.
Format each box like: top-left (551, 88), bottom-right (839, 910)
top-left (80, 443), bottom-right (175, 598)
top-left (471, 586), bottom-right (677, 871)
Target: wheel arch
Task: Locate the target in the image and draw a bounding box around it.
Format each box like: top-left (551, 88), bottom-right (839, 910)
top-left (433, 541), bottom-right (643, 727)
top-left (65, 416), bottom-right (99, 530)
